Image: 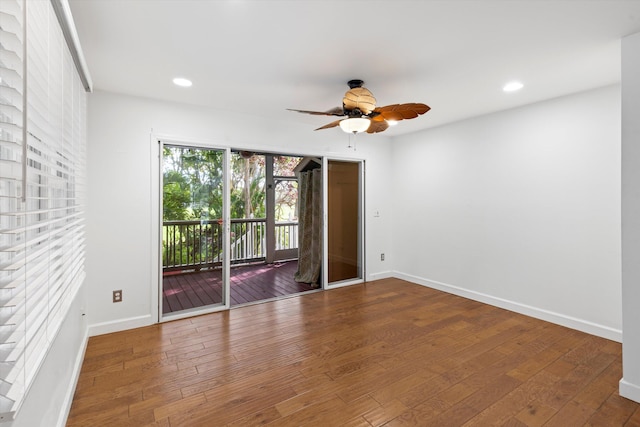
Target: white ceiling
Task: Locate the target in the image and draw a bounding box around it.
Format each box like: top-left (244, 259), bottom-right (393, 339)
top-left (68, 0), bottom-right (640, 136)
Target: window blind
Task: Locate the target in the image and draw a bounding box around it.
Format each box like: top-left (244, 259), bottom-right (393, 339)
top-left (0, 0), bottom-right (87, 420)
top-left (0, 0), bottom-right (26, 418)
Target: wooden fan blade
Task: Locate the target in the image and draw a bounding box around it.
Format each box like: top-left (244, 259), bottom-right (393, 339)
top-left (324, 106), bottom-right (346, 115)
top-left (366, 120), bottom-right (389, 134)
top-left (287, 107), bottom-right (345, 117)
top-left (372, 103), bottom-right (430, 121)
top-left (315, 119), bottom-right (343, 131)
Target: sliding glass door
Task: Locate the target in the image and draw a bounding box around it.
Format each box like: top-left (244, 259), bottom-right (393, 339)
top-left (156, 146), bottom-right (364, 318)
top-left (160, 144), bottom-right (229, 319)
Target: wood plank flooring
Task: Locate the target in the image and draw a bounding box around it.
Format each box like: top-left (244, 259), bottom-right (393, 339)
top-left (163, 261), bottom-right (317, 313)
top-left (67, 278), bottom-right (640, 426)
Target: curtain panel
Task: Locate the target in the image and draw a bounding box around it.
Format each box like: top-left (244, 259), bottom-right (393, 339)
top-left (294, 168), bottom-right (322, 286)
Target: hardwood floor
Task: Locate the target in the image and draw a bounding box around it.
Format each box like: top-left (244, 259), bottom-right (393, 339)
top-left (67, 278), bottom-right (640, 426)
top-left (163, 260), bottom-right (317, 313)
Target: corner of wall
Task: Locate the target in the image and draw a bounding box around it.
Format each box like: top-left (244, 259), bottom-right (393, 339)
top-left (621, 30), bottom-right (640, 404)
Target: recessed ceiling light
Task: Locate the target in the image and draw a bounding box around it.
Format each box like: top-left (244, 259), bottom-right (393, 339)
top-left (503, 81), bottom-right (523, 92)
top-left (173, 77), bottom-right (192, 87)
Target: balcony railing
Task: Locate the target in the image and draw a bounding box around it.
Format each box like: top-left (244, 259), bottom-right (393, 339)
top-left (229, 218), bottom-right (265, 263)
top-left (275, 221), bottom-right (298, 250)
top-left (162, 219), bottom-right (298, 271)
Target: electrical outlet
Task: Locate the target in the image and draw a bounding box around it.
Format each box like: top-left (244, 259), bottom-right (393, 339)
top-left (381, 253), bottom-right (385, 261)
top-left (113, 290), bottom-right (122, 303)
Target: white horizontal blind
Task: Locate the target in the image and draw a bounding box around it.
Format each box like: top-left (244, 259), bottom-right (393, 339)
top-left (0, 0), bottom-right (26, 419)
top-left (0, 0), bottom-right (87, 420)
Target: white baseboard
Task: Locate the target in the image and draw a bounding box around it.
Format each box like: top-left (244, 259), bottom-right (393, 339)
top-left (88, 314), bottom-right (154, 337)
top-left (392, 271), bottom-right (622, 343)
top-left (367, 270), bottom-right (393, 281)
top-left (620, 379), bottom-right (640, 403)
top-left (56, 327), bottom-right (89, 427)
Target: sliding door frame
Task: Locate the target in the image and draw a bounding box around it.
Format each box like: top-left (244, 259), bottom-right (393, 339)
top-left (323, 156), bottom-right (366, 288)
top-left (153, 135), bottom-right (231, 322)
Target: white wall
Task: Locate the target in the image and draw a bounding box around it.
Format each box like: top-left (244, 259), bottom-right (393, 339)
top-left (85, 91), bottom-right (394, 334)
top-left (621, 32), bottom-right (640, 403)
top-left (390, 85), bottom-right (622, 340)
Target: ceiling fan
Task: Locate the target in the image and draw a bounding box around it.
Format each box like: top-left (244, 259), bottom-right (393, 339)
top-left (288, 79), bottom-right (430, 134)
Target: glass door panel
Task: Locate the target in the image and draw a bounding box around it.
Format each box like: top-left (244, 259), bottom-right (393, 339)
top-left (161, 145), bottom-right (227, 318)
top-left (327, 160), bottom-right (363, 284)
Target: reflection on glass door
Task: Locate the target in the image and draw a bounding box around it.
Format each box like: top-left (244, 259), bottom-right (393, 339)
top-left (161, 145), bottom-right (227, 317)
top-left (327, 160), bottom-right (363, 284)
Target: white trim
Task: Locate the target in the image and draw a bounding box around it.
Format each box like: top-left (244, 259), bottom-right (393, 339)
top-left (620, 378), bottom-right (640, 403)
top-left (55, 327), bottom-right (89, 427)
top-left (223, 148), bottom-right (231, 308)
top-left (367, 270), bottom-right (393, 281)
top-left (393, 271), bottom-right (622, 342)
top-left (322, 157), bottom-right (328, 289)
top-left (88, 315), bottom-right (154, 337)
top-left (360, 160), bottom-right (366, 283)
top-left (151, 133), bottom-right (160, 323)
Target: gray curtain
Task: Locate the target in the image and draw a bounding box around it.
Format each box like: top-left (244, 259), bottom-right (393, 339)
top-left (295, 168), bottom-right (322, 285)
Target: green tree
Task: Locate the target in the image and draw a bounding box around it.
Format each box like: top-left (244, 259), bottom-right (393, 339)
top-left (230, 153), bottom-right (265, 219)
top-left (163, 170), bottom-right (191, 220)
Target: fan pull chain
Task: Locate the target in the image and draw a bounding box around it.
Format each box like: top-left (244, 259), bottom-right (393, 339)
top-left (347, 132), bottom-right (358, 151)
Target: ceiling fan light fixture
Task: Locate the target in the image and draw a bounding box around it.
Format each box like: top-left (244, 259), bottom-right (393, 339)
top-left (339, 117), bottom-right (371, 134)
top-left (288, 79), bottom-right (430, 134)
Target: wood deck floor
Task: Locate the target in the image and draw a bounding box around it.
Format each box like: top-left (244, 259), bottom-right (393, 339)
top-left (69, 278), bottom-right (640, 426)
top-left (163, 261), bottom-right (317, 313)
